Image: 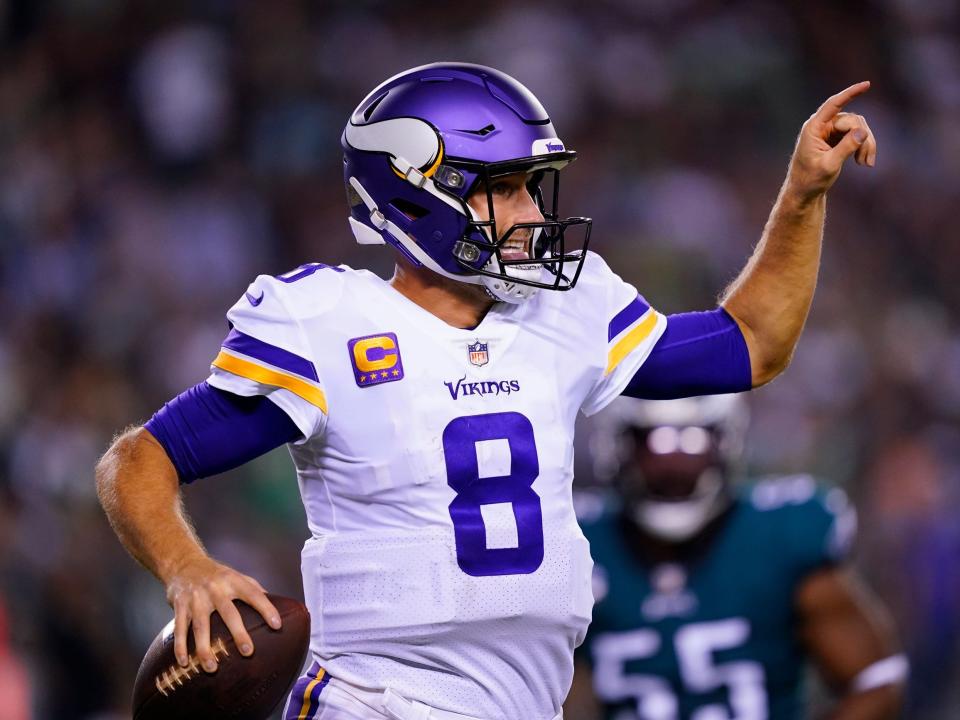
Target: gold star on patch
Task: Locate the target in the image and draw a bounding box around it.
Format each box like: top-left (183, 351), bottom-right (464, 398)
top-left (392, 369), bottom-right (400, 376)
top-left (359, 375), bottom-right (366, 382)
top-left (381, 371), bottom-right (389, 378)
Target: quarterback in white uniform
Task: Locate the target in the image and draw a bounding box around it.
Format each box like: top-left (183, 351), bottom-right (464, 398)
top-left (96, 63), bottom-right (877, 719)
top-left (210, 255), bottom-right (663, 718)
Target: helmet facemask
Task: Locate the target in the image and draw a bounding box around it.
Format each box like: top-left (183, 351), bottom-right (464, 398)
top-left (450, 159), bottom-right (592, 303)
top-left (592, 394), bottom-right (749, 543)
top-left (619, 425), bottom-right (731, 542)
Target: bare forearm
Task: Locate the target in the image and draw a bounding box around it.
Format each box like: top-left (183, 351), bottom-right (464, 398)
top-left (97, 425), bottom-right (281, 670)
top-left (721, 185), bottom-right (825, 385)
top-left (821, 686), bottom-right (902, 720)
top-left (799, 568), bottom-right (904, 720)
top-left (95, 426), bottom-right (208, 583)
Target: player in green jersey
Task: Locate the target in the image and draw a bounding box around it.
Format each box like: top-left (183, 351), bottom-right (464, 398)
top-left (566, 395), bottom-right (905, 720)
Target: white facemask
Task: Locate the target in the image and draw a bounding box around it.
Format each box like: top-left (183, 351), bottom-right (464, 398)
top-left (632, 470), bottom-right (727, 542)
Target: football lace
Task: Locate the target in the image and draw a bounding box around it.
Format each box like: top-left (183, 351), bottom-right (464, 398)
top-left (155, 637), bottom-right (230, 697)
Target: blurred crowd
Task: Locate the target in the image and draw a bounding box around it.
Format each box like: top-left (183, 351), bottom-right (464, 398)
top-left (0, 0), bottom-right (957, 717)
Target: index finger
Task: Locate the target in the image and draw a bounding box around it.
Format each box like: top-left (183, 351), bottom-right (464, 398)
top-left (813, 81), bottom-right (871, 123)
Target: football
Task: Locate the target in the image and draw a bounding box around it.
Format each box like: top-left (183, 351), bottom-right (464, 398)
top-left (132, 594), bottom-right (310, 720)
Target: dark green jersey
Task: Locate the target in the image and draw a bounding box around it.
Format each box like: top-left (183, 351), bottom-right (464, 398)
top-left (577, 475), bottom-right (855, 720)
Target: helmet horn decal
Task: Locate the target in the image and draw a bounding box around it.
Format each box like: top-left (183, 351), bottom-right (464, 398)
top-left (344, 117), bottom-right (442, 175)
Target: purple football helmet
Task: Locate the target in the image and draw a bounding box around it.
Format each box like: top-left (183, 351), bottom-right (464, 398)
top-left (342, 62), bottom-right (592, 303)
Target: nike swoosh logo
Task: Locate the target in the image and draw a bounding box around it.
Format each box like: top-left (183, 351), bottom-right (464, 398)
top-left (245, 291), bottom-right (264, 306)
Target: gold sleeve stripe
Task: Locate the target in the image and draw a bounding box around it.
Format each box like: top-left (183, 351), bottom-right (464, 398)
top-left (212, 351), bottom-right (328, 414)
top-left (605, 310), bottom-right (659, 375)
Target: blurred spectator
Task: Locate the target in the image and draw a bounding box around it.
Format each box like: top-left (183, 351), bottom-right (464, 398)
top-left (859, 429), bottom-right (960, 718)
top-left (0, 598), bottom-right (30, 720)
top-left (133, 26), bottom-right (231, 165)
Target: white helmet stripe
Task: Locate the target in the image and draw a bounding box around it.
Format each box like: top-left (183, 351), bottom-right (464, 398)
top-left (344, 117), bottom-right (440, 172)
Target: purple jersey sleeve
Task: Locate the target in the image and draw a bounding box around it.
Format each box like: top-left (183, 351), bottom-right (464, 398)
top-left (145, 382), bottom-right (302, 484)
top-left (623, 307), bottom-right (752, 400)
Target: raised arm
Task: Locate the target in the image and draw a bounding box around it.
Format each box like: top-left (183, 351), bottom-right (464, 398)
top-left (722, 81), bottom-right (876, 386)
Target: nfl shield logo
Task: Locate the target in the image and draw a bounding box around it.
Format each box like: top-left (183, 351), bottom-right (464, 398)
top-left (468, 340), bottom-right (489, 367)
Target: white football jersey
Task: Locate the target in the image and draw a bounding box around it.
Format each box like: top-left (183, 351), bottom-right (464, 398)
top-left (206, 252), bottom-right (666, 719)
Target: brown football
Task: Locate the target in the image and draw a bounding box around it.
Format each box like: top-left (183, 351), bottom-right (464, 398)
top-left (132, 594), bottom-right (310, 720)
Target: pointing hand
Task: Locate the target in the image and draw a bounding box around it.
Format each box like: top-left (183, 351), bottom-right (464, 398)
top-left (786, 81), bottom-right (877, 202)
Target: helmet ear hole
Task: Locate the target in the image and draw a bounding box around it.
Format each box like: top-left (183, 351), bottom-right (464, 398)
top-left (388, 198), bottom-right (429, 221)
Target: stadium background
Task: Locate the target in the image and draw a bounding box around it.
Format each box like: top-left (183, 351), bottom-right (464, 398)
top-left (1, 0), bottom-right (957, 717)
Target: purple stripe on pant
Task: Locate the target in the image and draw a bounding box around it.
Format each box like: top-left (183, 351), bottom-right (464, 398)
top-left (284, 661), bottom-right (330, 720)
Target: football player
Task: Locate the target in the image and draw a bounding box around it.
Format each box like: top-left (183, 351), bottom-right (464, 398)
top-left (96, 64), bottom-right (877, 720)
top-left (566, 395), bottom-right (905, 720)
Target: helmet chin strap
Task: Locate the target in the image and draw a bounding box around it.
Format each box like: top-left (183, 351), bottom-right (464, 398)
top-left (479, 263), bottom-right (541, 303)
top-left (479, 226), bottom-right (544, 304)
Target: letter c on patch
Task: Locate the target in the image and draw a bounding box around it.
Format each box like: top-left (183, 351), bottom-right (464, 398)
top-left (353, 336), bottom-right (398, 372)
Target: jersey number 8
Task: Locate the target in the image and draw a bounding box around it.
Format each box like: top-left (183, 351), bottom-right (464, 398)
top-left (442, 412), bottom-right (545, 577)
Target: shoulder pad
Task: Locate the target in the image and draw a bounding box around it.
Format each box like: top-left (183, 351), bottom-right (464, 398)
top-left (748, 474), bottom-right (819, 511)
top-left (570, 251), bottom-right (616, 292)
top-left (253, 263), bottom-right (352, 322)
top-left (744, 475), bottom-right (857, 569)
